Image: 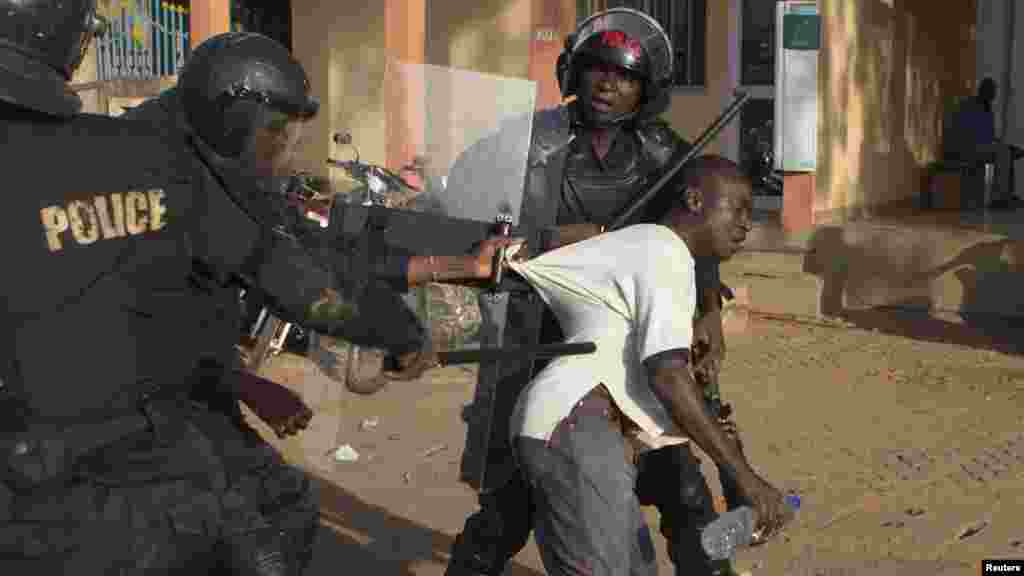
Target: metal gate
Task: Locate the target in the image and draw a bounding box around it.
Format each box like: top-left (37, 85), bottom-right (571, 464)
top-left (95, 1), bottom-right (190, 81)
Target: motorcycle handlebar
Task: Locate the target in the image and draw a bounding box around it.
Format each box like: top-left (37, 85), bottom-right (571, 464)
top-left (326, 158), bottom-right (421, 192)
top-left (326, 158), bottom-right (357, 171)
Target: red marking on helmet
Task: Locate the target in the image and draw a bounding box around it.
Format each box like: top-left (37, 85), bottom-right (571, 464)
top-left (599, 31), bottom-right (642, 60)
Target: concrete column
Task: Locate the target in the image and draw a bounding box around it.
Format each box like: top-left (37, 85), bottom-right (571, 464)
top-left (722, 0), bottom-right (742, 164)
top-left (190, 0), bottom-right (230, 50)
top-left (782, 172), bottom-right (816, 232)
top-left (528, 0), bottom-right (576, 110)
top-left (384, 0), bottom-right (426, 174)
top-left (71, 40), bottom-right (104, 114)
top-left (290, 0), bottom-right (332, 179)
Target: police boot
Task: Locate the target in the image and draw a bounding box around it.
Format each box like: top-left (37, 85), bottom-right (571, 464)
top-left (444, 510), bottom-right (505, 576)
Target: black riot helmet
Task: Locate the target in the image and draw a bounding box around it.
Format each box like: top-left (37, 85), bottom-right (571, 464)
top-left (557, 8), bottom-right (674, 128)
top-left (178, 32), bottom-right (319, 160)
top-left (0, 0), bottom-right (108, 117)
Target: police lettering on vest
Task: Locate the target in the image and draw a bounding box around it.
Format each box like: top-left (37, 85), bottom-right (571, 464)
top-left (39, 189), bottom-right (168, 252)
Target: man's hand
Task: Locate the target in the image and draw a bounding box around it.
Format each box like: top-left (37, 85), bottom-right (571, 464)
top-left (236, 371), bottom-right (314, 439)
top-left (692, 309), bottom-right (725, 386)
top-left (718, 404), bottom-right (742, 450)
top-left (471, 236), bottom-right (527, 281)
top-left (406, 237), bottom-right (524, 287)
top-left (738, 473), bottom-right (795, 540)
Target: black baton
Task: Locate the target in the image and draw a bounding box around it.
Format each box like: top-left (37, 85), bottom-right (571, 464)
top-left (438, 341), bottom-right (597, 366)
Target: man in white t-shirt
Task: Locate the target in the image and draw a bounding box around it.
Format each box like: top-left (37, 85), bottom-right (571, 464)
top-left (505, 156), bottom-right (792, 575)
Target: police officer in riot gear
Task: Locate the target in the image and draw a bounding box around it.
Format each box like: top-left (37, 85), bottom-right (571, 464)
top-left (0, 0), bottom-right (105, 117)
top-left (447, 9), bottom-right (739, 576)
top-left (1, 5), bottom-right (506, 573)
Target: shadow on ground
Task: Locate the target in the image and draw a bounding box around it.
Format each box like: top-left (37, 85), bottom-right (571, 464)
top-left (306, 473), bottom-right (543, 576)
top-left (804, 225), bottom-right (1024, 356)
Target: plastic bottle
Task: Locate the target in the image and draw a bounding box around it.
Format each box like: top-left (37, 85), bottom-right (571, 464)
top-left (700, 493), bottom-right (801, 560)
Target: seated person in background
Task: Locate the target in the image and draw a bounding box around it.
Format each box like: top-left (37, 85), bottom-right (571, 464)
top-left (948, 77), bottom-right (1018, 208)
top-left (502, 155), bottom-right (793, 575)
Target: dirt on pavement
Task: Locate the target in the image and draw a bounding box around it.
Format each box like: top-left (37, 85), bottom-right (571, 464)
top-left (249, 312), bottom-right (1024, 575)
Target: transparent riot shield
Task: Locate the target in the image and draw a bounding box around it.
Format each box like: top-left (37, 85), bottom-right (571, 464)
top-left (380, 60), bottom-right (536, 224)
top-left (314, 62), bottom-right (537, 477)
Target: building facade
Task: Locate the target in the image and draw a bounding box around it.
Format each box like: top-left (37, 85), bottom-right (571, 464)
top-left (72, 0), bottom-right (997, 233)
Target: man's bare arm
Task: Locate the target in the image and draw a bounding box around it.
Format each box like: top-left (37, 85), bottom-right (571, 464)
top-left (407, 255), bottom-right (478, 284)
top-left (645, 349), bottom-right (753, 482)
top-left (542, 223), bottom-right (603, 251)
top-left (647, 349), bottom-right (793, 534)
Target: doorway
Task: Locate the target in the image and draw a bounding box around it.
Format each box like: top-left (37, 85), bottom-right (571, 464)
top-left (231, 0), bottom-right (291, 51)
top-left (735, 0), bottom-right (780, 213)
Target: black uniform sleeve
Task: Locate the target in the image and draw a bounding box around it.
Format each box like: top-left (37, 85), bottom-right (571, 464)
top-left (119, 88), bottom-right (187, 129)
top-left (250, 226), bottom-right (426, 357)
top-left (122, 89), bottom-right (423, 356)
top-left (288, 216), bottom-right (413, 294)
top-left (190, 161), bottom-right (425, 357)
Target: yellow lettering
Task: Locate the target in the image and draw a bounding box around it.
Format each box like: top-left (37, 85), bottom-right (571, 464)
top-left (109, 192), bottom-right (126, 236)
top-left (93, 195), bottom-right (125, 239)
top-left (147, 189), bottom-right (167, 231)
top-left (40, 206), bottom-right (69, 252)
top-left (124, 191), bottom-right (149, 235)
top-left (67, 200), bottom-right (100, 245)
top-left (40, 191), bottom-right (162, 252)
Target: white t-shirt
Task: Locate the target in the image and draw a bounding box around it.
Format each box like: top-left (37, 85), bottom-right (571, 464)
top-left (507, 224), bottom-right (696, 449)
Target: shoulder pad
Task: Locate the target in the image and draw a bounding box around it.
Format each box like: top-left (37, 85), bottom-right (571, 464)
top-left (636, 120), bottom-right (685, 168)
top-left (120, 89), bottom-right (184, 127)
top-left (639, 120), bottom-right (685, 150)
top-left (529, 106), bottom-right (572, 167)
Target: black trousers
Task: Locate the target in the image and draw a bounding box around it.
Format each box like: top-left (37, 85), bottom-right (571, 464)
top-left (0, 404), bottom-right (318, 575)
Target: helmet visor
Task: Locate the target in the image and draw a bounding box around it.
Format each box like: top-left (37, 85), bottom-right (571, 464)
top-left (245, 113), bottom-right (310, 178)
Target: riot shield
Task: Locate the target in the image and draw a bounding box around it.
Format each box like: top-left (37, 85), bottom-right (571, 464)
top-left (325, 62), bottom-right (537, 486)
top-left (376, 60), bottom-right (534, 221)
top-left (329, 61), bottom-right (536, 252)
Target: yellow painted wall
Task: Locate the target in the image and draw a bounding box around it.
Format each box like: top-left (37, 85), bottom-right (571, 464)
top-left (427, 0), bottom-right (533, 78)
top-left (291, 0), bottom-right (543, 192)
top-left (291, 2), bottom-right (390, 189)
top-left (816, 0), bottom-right (976, 221)
top-left (662, 0), bottom-right (735, 155)
top-left (72, 40), bottom-right (102, 113)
